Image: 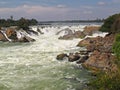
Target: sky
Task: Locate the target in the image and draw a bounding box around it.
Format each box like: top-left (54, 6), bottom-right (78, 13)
top-left (0, 0), bottom-right (120, 21)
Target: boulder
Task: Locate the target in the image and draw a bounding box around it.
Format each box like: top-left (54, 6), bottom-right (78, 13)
top-left (68, 53), bottom-right (80, 62)
top-left (77, 34), bottom-right (115, 53)
top-left (56, 53), bottom-right (68, 60)
top-left (83, 26), bottom-right (100, 35)
top-left (82, 50), bottom-right (117, 71)
top-left (5, 28), bottom-right (18, 41)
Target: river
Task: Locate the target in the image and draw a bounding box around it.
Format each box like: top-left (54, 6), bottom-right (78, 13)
top-left (0, 23), bottom-right (99, 90)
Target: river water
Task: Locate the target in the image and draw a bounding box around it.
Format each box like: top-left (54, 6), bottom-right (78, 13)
top-left (0, 23), bottom-right (101, 90)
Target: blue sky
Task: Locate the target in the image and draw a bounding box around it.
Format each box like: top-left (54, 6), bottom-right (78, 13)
top-left (0, 0), bottom-right (120, 21)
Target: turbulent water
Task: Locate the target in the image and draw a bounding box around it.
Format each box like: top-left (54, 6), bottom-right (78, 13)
top-left (0, 23), bottom-right (103, 90)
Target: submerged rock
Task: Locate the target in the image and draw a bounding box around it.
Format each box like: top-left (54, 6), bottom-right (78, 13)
top-left (68, 53), bottom-right (80, 62)
top-left (56, 53), bottom-right (68, 60)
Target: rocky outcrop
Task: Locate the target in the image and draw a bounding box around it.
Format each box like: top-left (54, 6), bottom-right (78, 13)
top-left (83, 26), bottom-right (100, 36)
top-left (58, 26), bottom-right (100, 40)
top-left (77, 34), bottom-right (115, 53)
top-left (82, 50), bottom-right (117, 72)
top-left (58, 31), bottom-right (85, 40)
top-left (76, 33), bottom-right (117, 72)
top-left (0, 28), bottom-right (36, 42)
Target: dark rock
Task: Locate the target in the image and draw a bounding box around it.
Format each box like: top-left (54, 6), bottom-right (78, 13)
top-left (56, 53), bottom-right (68, 60)
top-left (76, 55), bottom-right (89, 64)
top-left (26, 30), bottom-right (38, 35)
top-left (68, 53), bottom-right (80, 62)
top-left (37, 28), bottom-right (44, 34)
top-left (79, 51), bottom-right (89, 55)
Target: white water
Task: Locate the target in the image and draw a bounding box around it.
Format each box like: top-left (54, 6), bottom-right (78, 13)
top-left (0, 24), bottom-right (104, 90)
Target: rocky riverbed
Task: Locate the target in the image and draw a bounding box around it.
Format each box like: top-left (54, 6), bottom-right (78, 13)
top-left (56, 25), bottom-right (117, 74)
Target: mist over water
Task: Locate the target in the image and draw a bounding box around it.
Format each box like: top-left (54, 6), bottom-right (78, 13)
top-left (0, 23), bottom-right (100, 90)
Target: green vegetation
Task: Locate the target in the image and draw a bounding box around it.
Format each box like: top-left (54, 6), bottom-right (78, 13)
top-left (100, 13), bottom-right (120, 33)
top-left (88, 13), bottom-right (120, 90)
top-left (113, 34), bottom-right (120, 60)
top-left (89, 34), bottom-right (120, 90)
top-left (0, 17), bottom-right (38, 30)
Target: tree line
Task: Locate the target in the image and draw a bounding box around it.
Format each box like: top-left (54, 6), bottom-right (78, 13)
top-left (0, 17), bottom-right (38, 30)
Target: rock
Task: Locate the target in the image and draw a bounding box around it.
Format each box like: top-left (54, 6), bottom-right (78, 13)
top-left (79, 50), bottom-right (89, 55)
top-left (18, 36), bottom-right (35, 42)
top-left (82, 50), bottom-right (116, 71)
top-left (74, 31), bottom-right (85, 38)
top-left (26, 29), bottom-right (38, 35)
top-left (5, 28), bottom-right (18, 41)
top-left (68, 53), bottom-right (80, 62)
top-left (58, 30), bottom-right (85, 40)
top-left (83, 26), bottom-right (100, 35)
top-left (77, 34), bottom-right (115, 53)
top-left (0, 31), bottom-right (8, 41)
top-left (58, 34), bottom-right (74, 40)
top-left (37, 28), bottom-right (44, 34)
top-left (76, 55), bottom-right (89, 64)
top-left (77, 36), bottom-right (103, 47)
top-left (56, 53), bottom-right (68, 60)
top-left (56, 28), bottom-right (73, 35)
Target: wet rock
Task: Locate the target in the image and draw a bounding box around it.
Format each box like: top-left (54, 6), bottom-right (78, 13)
top-left (56, 28), bottom-right (73, 35)
top-left (68, 53), bottom-right (80, 62)
top-left (56, 53), bottom-right (68, 60)
top-left (79, 51), bottom-right (89, 55)
top-left (76, 55), bottom-right (89, 64)
top-left (0, 31), bottom-right (9, 41)
top-left (58, 34), bottom-right (74, 40)
top-left (37, 28), bottom-right (44, 34)
top-left (83, 26), bottom-right (100, 36)
top-left (5, 28), bottom-right (18, 41)
top-left (74, 31), bottom-right (85, 38)
top-left (26, 29), bottom-right (38, 35)
top-left (18, 36), bottom-right (35, 42)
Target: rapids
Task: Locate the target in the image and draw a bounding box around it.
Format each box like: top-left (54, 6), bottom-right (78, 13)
top-left (0, 24), bottom-right (102, 90)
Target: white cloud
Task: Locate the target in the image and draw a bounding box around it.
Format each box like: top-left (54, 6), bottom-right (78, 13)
top-left (83, 11), bottom-right (93, 14)
top-left (57, 5), bottom-right (66, 8)
top-left (0, 5), bottom-right (70, 20)
top-left (98, 2), bottom-right (106, 5)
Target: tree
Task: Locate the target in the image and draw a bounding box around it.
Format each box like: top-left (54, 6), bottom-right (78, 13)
top-left (100, 13), bottom-right (120, 33)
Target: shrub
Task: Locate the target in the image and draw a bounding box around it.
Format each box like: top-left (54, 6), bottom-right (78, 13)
top-left (89, 71), bottom-right (120, 90)
top-left (100, 13), bottom-right (120, 33)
